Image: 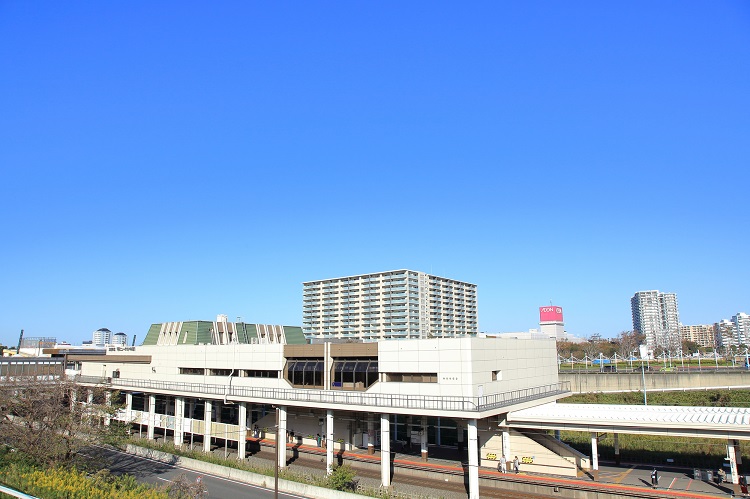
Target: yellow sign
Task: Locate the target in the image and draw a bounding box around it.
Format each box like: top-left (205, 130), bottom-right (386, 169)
top-left (486, 453), bottom-right (497, 460)
top-left (521, 456), bottom-right (534, 464)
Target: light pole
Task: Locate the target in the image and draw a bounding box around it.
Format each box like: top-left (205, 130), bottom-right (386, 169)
top-left (274, 406), bottom-right (279, 499)
top-left (641, 362), bottom-right (648, 406)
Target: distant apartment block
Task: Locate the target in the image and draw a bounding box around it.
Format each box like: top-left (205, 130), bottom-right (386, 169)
top-left (732, 313), bottom-right (750, 346)
top-left (92, 328), bottom-right (112, 347)
top-left (302, 270), bottom-right (478, 341)
top-left (112, 332), bottom-right (128, 347)
top-left (631, 290), bottom-right (680, 350)
top-left (679, 324), bottom-right (715, 348)
top-left (714, 319), bottom-right (736, 349)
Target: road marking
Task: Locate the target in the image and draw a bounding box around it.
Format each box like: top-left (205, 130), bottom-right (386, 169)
top-left (668, 477), bottom-right (677, 489)
top-left (614, 465), bottom-right (636, 484)
top-left (685, 478), bottom-right (693, 490)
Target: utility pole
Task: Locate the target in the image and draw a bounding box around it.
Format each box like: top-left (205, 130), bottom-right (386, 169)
top-left (16, 329), bottom-right (24, 353)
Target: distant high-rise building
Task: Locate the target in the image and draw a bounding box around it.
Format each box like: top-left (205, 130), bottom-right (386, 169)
top-left (715, 319), bottom-right (736, 349)
top-left (539, 306), bottom-right (566, 340)
top-left (112, 332), bottom-right (128, 347)
top-left (679, 324), bottom-right (715, 348)
top-left (631, 290), bottom-right (680, 350)
top-left (92, 328), bottom-right (112, 346)
top-left (302, 270), bottom-right (478, 341)
top-left (732, 313), bottom-right (750, 347)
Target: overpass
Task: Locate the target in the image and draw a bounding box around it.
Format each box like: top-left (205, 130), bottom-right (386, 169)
top-left (507, 402), bottom-right (750, 490)
top-left (559, 369), bottom-right (750, 394)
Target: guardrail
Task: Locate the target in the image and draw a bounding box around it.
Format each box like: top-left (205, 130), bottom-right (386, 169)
top-left (75, 375), bottom-right (569, 413)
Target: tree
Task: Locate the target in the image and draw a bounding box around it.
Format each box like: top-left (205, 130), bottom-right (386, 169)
top-left (616, 330), bottom-right (639, 359)
top-left (0, 375), bottom-right (127, 467)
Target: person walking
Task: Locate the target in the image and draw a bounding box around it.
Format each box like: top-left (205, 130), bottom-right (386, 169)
top-left (513, 456), bottom-right (520, 474)
top-left (498, 455), bottom-right (506, 473)
top-left (651, 469), bottom-right (658, 488)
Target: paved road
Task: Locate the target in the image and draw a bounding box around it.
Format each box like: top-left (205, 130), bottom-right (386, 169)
top-left (91, 446), bottom-right (307, 499)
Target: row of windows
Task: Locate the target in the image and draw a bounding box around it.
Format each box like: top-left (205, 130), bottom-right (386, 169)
top-left (178, 368), bottom-right (279, 378)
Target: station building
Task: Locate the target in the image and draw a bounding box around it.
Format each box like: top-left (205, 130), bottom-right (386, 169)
top-left (72, 319), bottom-right (570, 499)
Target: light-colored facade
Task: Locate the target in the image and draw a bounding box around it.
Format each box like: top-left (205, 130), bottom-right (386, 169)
top-left (715, 319), bottom-right (737, 349)
top-left (679, 324), bottom-right (715, 348)
top-left (302, 270), bottom-right (478, 341)
top-left (92, 328), bottom-right (112, 347)
top-left (112, 332), bottom-right (128, 347)
top-left (631, 290), bottom-right (680, 350)
top-left (73, 335), bottom-right (566, 499)
top-left (732, 313), bottom-right (750, 347)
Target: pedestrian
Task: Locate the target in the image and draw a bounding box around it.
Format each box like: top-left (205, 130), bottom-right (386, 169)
top-left (717, 468), bottom-right (726, 484)
top-left (651, 469), bottom-right (658, 488)
top-left (513, 456), bottom-right (520, 474)
top-left (316, 433), bottom-right (321, 447)
top-left (498, 455), bottom-right (506, 473)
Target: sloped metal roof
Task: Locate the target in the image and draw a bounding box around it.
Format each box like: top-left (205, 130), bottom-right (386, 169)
top-left (508, 402), bottom-right (750, 439)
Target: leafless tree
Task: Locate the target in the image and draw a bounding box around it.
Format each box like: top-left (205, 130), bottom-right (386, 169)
top-left (0, 375), bottom-right (126, 467)
top-left (166, 473), bottom-right (208, 498)
top-left (616, 330), bottom-right (639, 359)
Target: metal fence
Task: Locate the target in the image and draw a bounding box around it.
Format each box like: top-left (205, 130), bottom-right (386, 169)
top-left (75, 374), bottom-right (569, 413)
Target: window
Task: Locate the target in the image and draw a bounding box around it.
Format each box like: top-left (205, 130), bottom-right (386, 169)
top-left (286, 359), bottom-right (324, 388)
top-left (331, 359), bottom-right (378, 390)
top-left (243, 370), bottom-right (278, 378)
top-left (179, 367), bottom-right (204, 375)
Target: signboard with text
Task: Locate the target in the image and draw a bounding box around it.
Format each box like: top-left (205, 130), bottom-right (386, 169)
top-left (539, 306), bottom-right (563, 322)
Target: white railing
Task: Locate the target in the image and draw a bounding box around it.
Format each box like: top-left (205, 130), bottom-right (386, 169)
top-left (75, 375), bottom-right (569, 413)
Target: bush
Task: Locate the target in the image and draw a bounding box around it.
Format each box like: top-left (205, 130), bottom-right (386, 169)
top-left (326, 464), bottom-right (357, 491)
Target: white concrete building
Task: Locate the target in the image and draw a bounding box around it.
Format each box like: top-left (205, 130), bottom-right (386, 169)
top-left (73, 335), bottom-right (567, 499)
top-left (631, 290), bottom-right (680, 350)
top-left (92, 328), bottom-right (112, 347)
top-left (715, 319), bottom-right (737, 349)
top-left (732, 313), bottom-right (750, 347)
top-left (112, 332), bottom-right (128, 347)
top-left (302, 270), bottom-right (478, 341)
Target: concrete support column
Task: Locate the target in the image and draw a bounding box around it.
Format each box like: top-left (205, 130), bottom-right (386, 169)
top-left (326, 410), bottom-right (334, 474)
top-left (147, 394), bottom-right (156, 440)
top-left (237, 402), bottom-right (247, 460)
top-left (174, 397), bottom-right (184, 447)
top-left (420, 416), bottom-right (428, 461)
top-left (501, 428), bottom-right (510, 463)
top-left (380, 413), bottom-right (391, 488)
top-left (203, 400), bottom-right (213, 452)
top-left (104, 392), bottom-right (112, 426)
top-left (125, 392), bottom-right (133, 429)
top-left (590, 432), bottom-right (599, 481)
top-left (614, 433), bottom-right (620, 466)
top-left (467, 419), bottom-right (479, 499)
top-left (457, 422), bottom-right (464, 451)
top-left (554, 429), bottom-right (561, 440)
top-left (71, 389), bottom-right (78, 409)
top-left (734, 439), bottom-right (743, 465)
top-left (277, 406), bottom-right (287, 469)
top-left (729, 440), bottom-right (740, 489)
top-left (367, 416), bottom-right (375, 455)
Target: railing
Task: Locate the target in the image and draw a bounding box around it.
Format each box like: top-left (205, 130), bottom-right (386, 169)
top-left (75, 375), bottom-right (569, 413)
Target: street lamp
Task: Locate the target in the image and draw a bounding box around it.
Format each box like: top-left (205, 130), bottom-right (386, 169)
top-left (274, 406), bottom-right (279, 499)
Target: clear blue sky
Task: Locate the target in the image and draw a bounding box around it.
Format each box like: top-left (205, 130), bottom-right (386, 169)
top-left (1, 1), bottom-right (748, 346)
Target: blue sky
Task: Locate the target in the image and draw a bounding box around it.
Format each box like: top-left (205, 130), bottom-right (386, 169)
top-left (1, 1), bottom-right (748, 346)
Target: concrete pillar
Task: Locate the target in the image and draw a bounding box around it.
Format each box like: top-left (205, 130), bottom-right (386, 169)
top-left (104, 392), bottom-right (112, 426)
top-left (237, 402), bottom-right (247, 460)
top-left (174, 397), bottom-right (184, 447)
top-left (420, 416), bottom-right (428, 461)
top-left (278, 406), bottom-right (287, 469)
top-left (125, 392), bottom-right (133, 430)
top-left (203, 400), bottom-right (213, 452)
top-left (614, 433), bottom-right (620, 466)
top-left (735, 439), bottom-right (743, 465)
top-left (71, 389), bottom-right (78, 409)
top-left (147, 394), bottom-right (156, 440)
top-left (501, 428), bottom-right (510, 463)
top-left (367, 416), bottom-right (375, 455)
top-left (380, 413), bottom-right (391, 488)
top-left (468, 419), bottom-right (479, 499)
top-left (729, 440), bottom-right (740, 489)
top-left (457, 421), bottom-right (464, 451)
top-left (590, 432), bottom-right (599, 481)
top-left (326, 410), bottom-right (334, 474)
top-left (87, 390), bottom-right (94, 404)
top-left (554, 429), bottom-right (561, 440)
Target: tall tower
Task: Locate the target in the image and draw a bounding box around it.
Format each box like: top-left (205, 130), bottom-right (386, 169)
top-left (539, 306), bottom-right (565, 340)
top-left (631, 290), bottom-right (680, 350)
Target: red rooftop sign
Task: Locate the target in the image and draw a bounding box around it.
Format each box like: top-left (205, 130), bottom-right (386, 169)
top-left (539, 306), bottom-right (563, 322)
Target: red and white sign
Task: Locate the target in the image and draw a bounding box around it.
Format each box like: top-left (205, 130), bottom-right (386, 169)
top-left (539, 306), bottom-right (563, 322)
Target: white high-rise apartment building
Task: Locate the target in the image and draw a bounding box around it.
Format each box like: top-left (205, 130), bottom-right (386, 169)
top-left (732, 313), bottom-right (750, 346)
top-left (92, 328), bottom-right (112, 346)
top-left (302, 269), bottom-right (478, 341)
top-left (631, 290), bottom-right (680, 350)
top-left (715, 319), bottom-right (737, 349)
